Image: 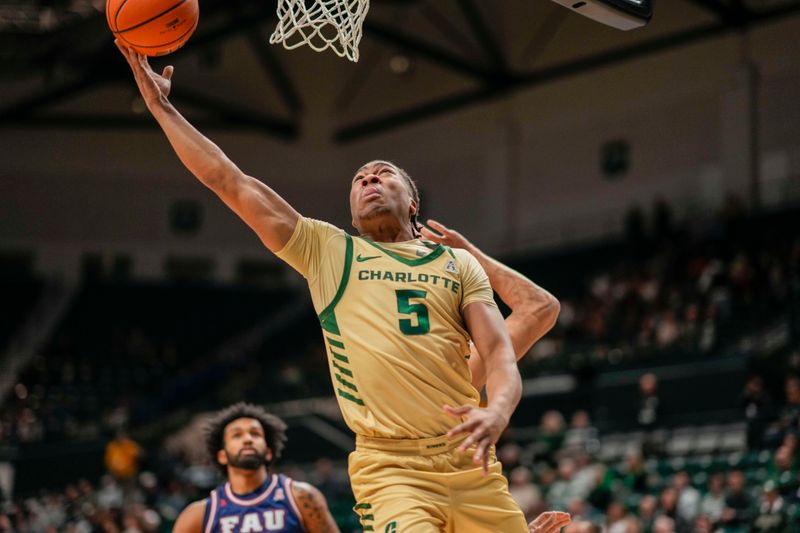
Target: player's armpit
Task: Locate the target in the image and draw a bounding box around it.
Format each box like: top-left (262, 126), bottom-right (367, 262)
top-left (173, 500), bottom-right (206, 533)
top-left (291, 481), bottom-right (341, 533)
top-left (468, 292), bottom-right (560, 390)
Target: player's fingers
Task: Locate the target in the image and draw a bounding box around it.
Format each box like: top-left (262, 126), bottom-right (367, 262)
top-left (548, 516), bottom-right (572, 532)
top-left (115, 40), bottom-right (137, 69)
top-left (425, 219), bottom-right (450, 235)
top-left (163, 65), bottom-right (174, 80)
top-left (540, 513), bottom-right (571, 533)
top-left (419, 226), bottom-right (442, 243)
top-left (530, 513), bottom-right (556, 533)
top-left (473, 439), bottom-right (490, 470)
top-left (446, 419), bottom-right (477, 439)
top-left (458, 421), bottom-right (489, 451)
top-left (530, 513), bottom-right (549, 528)
top-left (137, 52), bottom-right (151, 72)
top-left (443, 404), bottom-right (471, 416)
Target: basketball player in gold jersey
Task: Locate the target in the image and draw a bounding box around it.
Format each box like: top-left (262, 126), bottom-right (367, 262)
top-left (117, 42), bottom-right (557, 532)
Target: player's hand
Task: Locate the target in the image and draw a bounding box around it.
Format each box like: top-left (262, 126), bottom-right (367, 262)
top-left (115, 39), bottom-right (173, 108)
top-left (420, 219), bottom-right (472, 250)
top-left (444, 404), bottom-right (508, 474)
top-left (528, 512), bottom-right (571, 533)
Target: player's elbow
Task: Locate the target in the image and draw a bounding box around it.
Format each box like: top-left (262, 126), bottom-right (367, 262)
top-left (543, 294), bottom-right (560, 330)
top-left (544, 293), bottom-right (560, 323)
top-left (521, 292), bottom-right (560, 330)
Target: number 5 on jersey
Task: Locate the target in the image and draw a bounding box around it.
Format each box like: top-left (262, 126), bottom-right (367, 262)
top-left (396, 290), bottom-right (429, 335)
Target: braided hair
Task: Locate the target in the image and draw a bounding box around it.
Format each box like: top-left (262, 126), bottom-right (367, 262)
top-left (388, 162), bottom-right (422, 238)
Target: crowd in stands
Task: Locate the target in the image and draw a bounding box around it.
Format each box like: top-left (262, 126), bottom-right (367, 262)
top-left (524, 196), bottom-right (799, 371)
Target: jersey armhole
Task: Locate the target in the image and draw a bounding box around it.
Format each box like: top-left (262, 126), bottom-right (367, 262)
top-left (318, 233), bottom-right (353, 335)
top-left (201, 491), bottom-right (218, 533)
top-left (286, 478), bottom-right (307, 532)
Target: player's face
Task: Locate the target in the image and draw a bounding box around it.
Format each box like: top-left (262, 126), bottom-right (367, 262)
top-left (349, 160), bottom-right (416, 233)
top-left (218, 417), bottom-right (272, 471)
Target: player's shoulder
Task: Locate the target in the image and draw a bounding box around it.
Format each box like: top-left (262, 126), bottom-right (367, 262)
top-left (300, 216), bottom-right (347, 237)
top-left (449, 247), bottom-right (481, 268)
top-left (290, 480), bottom-right (327, 505)
top-left (173, 499), bottom-right (208, 533)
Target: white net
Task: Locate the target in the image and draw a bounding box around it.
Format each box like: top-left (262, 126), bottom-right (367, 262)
top-left (269, 0), bottom-right (370, 62)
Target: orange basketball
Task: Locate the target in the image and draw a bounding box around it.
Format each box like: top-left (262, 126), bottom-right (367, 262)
top-left (106, 0), bottom-right (199, 57)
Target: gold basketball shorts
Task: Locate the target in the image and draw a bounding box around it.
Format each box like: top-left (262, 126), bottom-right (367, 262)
top-left (349, 434), bottom-right (528, 533)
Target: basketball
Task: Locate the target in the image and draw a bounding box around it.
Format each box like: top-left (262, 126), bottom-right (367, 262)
top-left (106, 0), bottom-right (199, 57)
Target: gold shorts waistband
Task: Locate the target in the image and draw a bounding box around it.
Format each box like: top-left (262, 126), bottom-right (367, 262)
top-left (355, 433), bottom-right (467, 456)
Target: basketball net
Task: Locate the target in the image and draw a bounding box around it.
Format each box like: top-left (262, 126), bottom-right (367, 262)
top-left (270, 0), bottom-right (370, 62)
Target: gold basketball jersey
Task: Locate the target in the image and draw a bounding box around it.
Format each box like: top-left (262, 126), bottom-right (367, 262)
top-left (277, 217), bottom-right (497, 439)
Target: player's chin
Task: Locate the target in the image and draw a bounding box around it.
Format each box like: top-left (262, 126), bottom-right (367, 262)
top-left (232, 453), bottom-right (266, 470)
top-left (359, 205), bottom-right (391, 221)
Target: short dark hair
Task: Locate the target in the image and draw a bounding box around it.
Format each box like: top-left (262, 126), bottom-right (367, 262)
top-left (204, 402), bottom-right (288, 474)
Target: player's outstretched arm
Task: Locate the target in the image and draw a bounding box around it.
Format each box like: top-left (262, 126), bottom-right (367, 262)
top-left (172, 500), bottom-right (206, 533)
top-left (115, 41), bottom-right (298, 252)
top-left (420, 219), bottom-right (559, 389)
top-left (291, 481), bottom-right (341, 533)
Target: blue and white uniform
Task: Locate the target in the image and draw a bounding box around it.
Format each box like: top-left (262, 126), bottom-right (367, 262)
top-left (202, 474), bottom-right (305, 533)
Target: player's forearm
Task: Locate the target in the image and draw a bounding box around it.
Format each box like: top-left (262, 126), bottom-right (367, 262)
top-left (483, 349), bottom-right (522, 421)
top-left (467, 243), bottom-right (558, 315)
top-left (149, 100), bottom-right (242, 192)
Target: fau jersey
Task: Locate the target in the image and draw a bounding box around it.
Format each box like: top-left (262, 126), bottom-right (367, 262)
top-left (202, 474), bottom-right (305, 533)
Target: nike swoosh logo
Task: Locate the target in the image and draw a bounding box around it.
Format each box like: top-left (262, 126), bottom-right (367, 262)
top-left (356, 254), bottom-right (381, 262)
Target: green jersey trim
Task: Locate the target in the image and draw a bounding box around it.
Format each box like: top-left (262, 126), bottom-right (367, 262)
top-left (361, 238), bottom-right (446, 266)
top-left (318, 233), bottom-right (353, 334)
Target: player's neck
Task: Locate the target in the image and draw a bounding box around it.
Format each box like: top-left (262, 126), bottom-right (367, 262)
top-left (227, 467), bottom-right (270, 495)
top-left (360, 220), bottom-right (416, 243)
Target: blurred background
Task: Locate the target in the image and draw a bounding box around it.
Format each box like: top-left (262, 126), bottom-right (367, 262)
top-left (1, 0), bottom-right (799, 531)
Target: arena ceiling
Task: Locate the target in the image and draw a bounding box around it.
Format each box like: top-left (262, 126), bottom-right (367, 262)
top-left (1, 0), bottom-right (799, 142)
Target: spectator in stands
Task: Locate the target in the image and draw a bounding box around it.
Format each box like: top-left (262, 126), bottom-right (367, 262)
top-left (563, 410), bottom-right (599, 455)
top-left (673, 470), bottom-right (701, 526)
top-left (655, 310), bottom-right (680, 347)
top-left (619, 449), bottom-right (648, 494)
top-left (767, 445), bottom-right (798, 496)
top-left (751, 480), bottom-right (788, 533)
top-left (604, 501), bottom-right (635, 533)
top-left (637, 373), bottom-right (662, 456)
top-left (700, 473), bottom-right (727, 526)
top-left (638, 495), bottom-right (658, 533)
top-left (104, 431), bottom-right (143, 484)
top-left (586, 465), bottom-right (613, 514)
top-left (548, 457), bottom-right (580, 511)
top-left (97, 475), bottom-right (125, 510)
top-left (537, 411), bottom-right (567, 463)
top-left (498, 441), bottom-right (523, 474)
top-left (657, 486), bottom-right (691, 533)
top-left (652, 515), bottom-right (676, 533)
top-left (693, 514), bottom-right (715, 533)
top-left (637, 373), bottom-right (661, 429)
top-left (772, 376), bottom-right (800, 445)
top-left (720, 470), bottom-right (754, 529)
top-left (741, 375), bottom-right (775, 450)
top-left (509, 466), bottom-right (542, 521)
